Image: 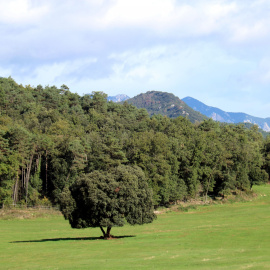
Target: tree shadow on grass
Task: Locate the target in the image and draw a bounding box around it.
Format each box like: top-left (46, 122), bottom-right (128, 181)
top-left (11, 235), bottom-right (135, 243)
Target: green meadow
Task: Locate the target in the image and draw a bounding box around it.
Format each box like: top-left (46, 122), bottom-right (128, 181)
top-left (1, 185), bottom-right (270, 270)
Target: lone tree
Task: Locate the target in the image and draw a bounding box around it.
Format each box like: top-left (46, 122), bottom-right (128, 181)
top-left (59, 165), bottom-right (156, 239)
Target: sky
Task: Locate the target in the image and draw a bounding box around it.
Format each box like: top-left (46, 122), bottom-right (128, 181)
top-left (1, 0), bottom-right (270, 118)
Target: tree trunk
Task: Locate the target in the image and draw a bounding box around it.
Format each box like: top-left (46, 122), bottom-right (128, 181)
top-left (25, 154), bottom-right (34, 205)
top-left (12, 170), bottom-right (19, 204)
top-left (99, 226), bottom-right (112, 239)
top-left (106, 226), bottom-right (112, 239)
top-left (45, 150), bottom-right (48, 194)
top-left (22, 168), bottom-right (25, 192)
top-left (99, 226), bottom-right (106, 237)
top-left (204, 164), bottom-right (218, 203)
top-left (204, 177), bottom-right (211, 203)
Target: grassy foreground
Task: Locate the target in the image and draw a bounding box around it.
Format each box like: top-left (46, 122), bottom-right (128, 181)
top-left (1, 185), bottom-right (270, 270)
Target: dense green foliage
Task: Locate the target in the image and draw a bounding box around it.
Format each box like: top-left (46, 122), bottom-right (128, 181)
top-left (0, 77), bottom-right (269, 210)
top-left (243, 122), bottom-right (269, 138)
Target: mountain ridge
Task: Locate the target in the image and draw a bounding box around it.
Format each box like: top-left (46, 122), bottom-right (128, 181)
top-left (182, 96), bottom-right (270, 132)
top-left (108, 92), bottom-right (270, 132)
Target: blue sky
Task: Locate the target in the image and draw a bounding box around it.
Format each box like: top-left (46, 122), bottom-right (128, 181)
top-left (1, 0), bottom-right (270, 118)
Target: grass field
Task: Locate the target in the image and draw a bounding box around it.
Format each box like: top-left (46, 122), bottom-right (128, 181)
top-left (1, 185), bottom-right (270, 270)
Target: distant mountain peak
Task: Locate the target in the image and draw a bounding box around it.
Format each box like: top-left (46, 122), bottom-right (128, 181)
top-left (126, 91), bottom-right (206, 123)
top-left (108, 94), bottom-right (130, 103)
top-left (182, 96), bottom-right (270, 132)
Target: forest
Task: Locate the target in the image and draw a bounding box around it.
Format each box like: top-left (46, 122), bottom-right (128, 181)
top-left (0, 76), bottom-right (270, 207)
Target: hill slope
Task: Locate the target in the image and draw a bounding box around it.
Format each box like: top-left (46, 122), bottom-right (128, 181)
top-left (126, 91), bottom-right (206, 123)
top-left (183, 96), bottom-right (270, 132)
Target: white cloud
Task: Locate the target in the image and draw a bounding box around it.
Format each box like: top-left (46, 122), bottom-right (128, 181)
top-left (230, 22), bottom-right (268, 43)
top-left (109, 46), bottom-right (168, 80)
top-left (101, 0), bottom-right (175, 27)
top-left (0, 0), bottom-right (49, 24)
top-left (95, 0), bottom-right (239, 38)
top-left (83, 42), bottom-right (248, 97)
top-left (13, 57), bottom-right (97, 87)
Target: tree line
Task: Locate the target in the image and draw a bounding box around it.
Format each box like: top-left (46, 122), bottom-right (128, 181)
top-left (0, 77), bottom-right (269, 207)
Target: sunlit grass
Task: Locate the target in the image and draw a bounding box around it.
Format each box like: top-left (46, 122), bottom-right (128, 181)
top-left (1, 185), bottom-right (270, 269)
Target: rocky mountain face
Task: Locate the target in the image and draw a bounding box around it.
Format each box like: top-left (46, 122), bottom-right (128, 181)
top-left (126, 91), bottom-right (206, 123)
top-left (182, 96), bottom-right (270, 132)
top-left (108, 94), bottom-right (130, 102)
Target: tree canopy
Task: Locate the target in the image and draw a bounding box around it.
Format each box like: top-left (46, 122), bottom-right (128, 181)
top-left (60, 165), bottom-right (156, 238)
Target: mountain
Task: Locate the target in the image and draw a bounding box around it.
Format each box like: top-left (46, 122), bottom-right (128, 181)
top-left (108, 94), bottom-right (130, 102)
top-left (126, 91), bottom-right (206, 123)
top-left (182, 96), bottom-right (270, 132)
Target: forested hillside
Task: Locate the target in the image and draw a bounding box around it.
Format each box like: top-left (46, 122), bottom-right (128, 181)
top-left (0, 77), bottom-right (270, 207)
top-left (126, 91), bottom-right (206, 123)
